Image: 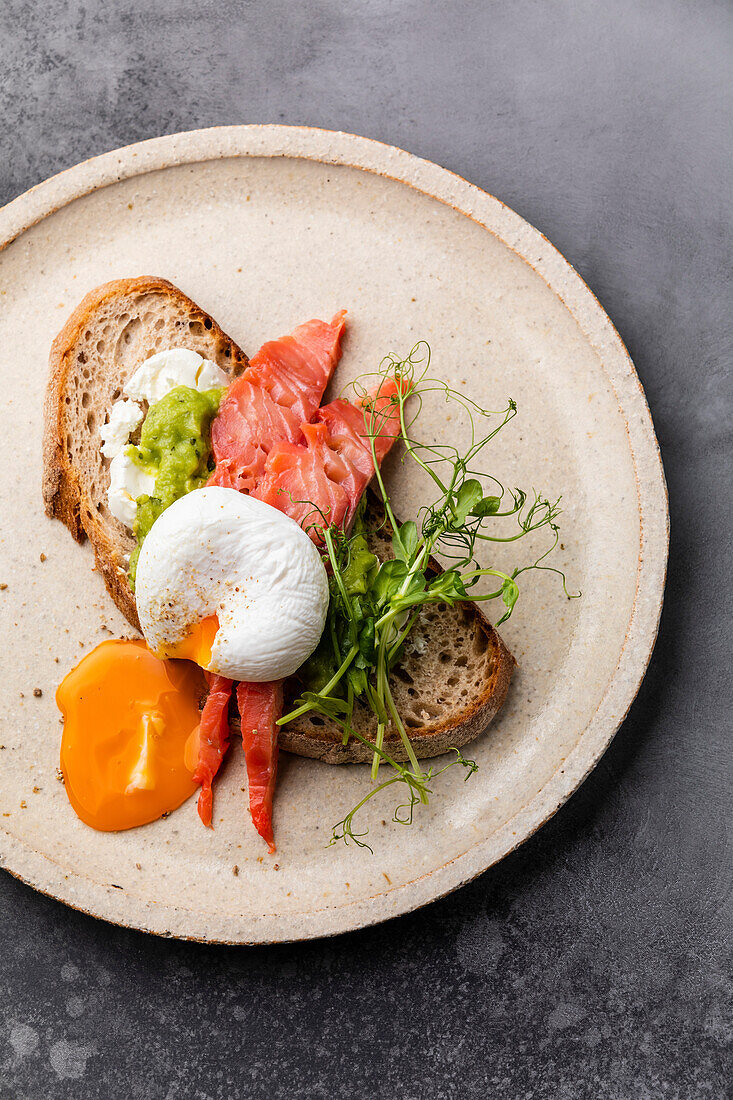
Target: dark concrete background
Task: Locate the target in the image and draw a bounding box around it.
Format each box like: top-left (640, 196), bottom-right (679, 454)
top-left (1, 2), bottom-right (730, 1097)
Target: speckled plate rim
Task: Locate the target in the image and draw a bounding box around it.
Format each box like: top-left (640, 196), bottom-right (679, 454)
top-left (0, 125), bottom-right (669, 943)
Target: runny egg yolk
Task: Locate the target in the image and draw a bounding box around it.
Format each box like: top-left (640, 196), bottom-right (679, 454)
top-left (58, 639), bottom-right (207, 831)
top-left (158, 614), bottom-right (219, 667)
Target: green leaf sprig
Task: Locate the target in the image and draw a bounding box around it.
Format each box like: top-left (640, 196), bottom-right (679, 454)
top-left (278, 343), bottom-right (578, 849)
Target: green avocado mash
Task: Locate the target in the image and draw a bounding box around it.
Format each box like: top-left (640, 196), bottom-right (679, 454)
top-left (128, 385), bottom-right (224, 586)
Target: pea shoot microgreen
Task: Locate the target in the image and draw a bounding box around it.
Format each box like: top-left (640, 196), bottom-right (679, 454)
top-left (277, 343), bottom-right (578, 850)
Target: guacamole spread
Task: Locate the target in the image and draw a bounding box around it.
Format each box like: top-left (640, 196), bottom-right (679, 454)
top-left (128, 385), bottom-right (224, 585)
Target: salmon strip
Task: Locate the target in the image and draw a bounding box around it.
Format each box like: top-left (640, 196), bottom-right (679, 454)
top-left (253, 376), bottom-right (405, 535)
top-left (236, 681), bottom-right (283, 854)
top-left (209, 311), bottom-right (346, 492)
top-left (246, 314), bottom-right (348, 422)
top-left (252, 424), bottom-right (352, 533)
top-left (192, 674), bottom-right (234, 827)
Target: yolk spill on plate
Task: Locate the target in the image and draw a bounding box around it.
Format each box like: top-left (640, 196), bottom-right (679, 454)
top-left (58, 638), bottom-right (208, 831)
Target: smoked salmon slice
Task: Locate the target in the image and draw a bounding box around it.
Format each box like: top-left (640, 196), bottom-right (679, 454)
top-left (192, 674), bottom-right (234, 827)
top-left (253, 376), bottom-right (405, 536)
top-left (208, 380), bottom-right (302, 492)
top-left (246, 314), bottom-right (348, 422)
top-left (251, 424), bottom-right (352, 533)
top-left (209, 311), bottom-right (346, 492)
top-left (235, 680), bottom-right (283, 855)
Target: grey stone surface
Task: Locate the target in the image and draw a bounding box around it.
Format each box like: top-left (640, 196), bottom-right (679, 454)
top-left (0, 1), bottom-right (730, 1096)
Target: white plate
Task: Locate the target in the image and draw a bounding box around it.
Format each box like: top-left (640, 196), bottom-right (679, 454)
top-left (0, 126), bottom-right (668, 942)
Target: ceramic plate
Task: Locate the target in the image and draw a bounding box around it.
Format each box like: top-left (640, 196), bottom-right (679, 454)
top-left (0, 126), bottom-right (668, 943)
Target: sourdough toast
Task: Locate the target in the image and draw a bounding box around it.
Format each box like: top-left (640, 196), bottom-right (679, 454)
top-left (43, 277), bottom-right (248, 630)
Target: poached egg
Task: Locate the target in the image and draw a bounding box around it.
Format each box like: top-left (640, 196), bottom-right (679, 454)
top-left (135, 486), bottom-right (329, 682)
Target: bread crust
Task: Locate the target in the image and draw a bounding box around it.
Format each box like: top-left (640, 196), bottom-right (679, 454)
top-left (42, 276), bottom-right (248, 632)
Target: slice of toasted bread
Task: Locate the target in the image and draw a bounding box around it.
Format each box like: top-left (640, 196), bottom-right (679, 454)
top-left (278, 496), bottom-right (515, 763)
top-left (42, 276), bottom-right (248, 631)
